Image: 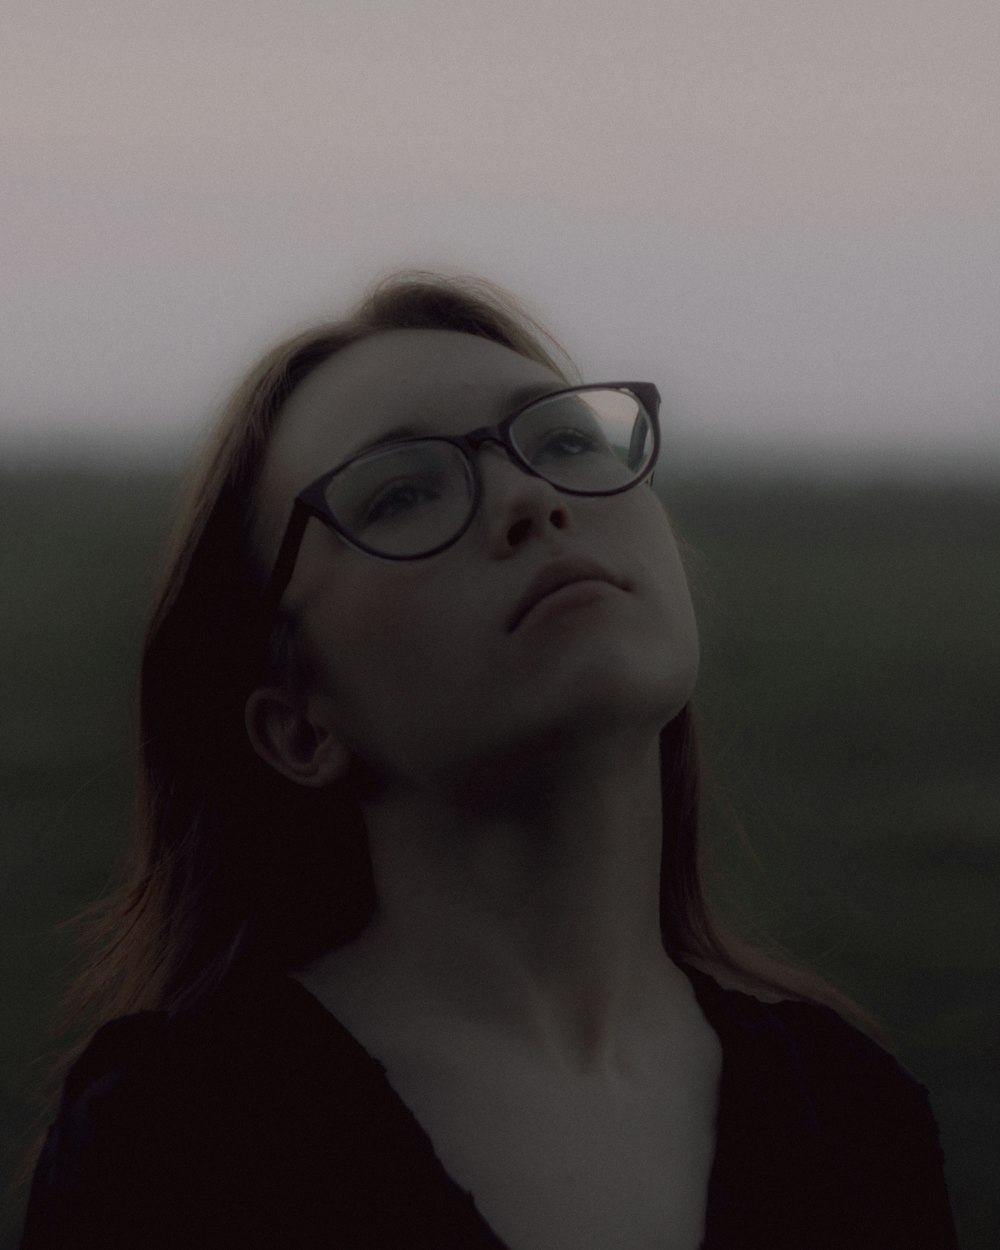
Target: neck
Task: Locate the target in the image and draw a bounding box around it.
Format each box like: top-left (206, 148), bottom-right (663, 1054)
top-left (304, 729), bottom-right (694, 1077)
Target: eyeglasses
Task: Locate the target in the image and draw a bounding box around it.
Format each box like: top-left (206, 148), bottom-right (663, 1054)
top-left (261, 381), bottom-right (661, 616)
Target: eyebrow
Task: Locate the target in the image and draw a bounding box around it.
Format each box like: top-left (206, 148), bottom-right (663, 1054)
top-left (346, 423), bottom-right (428, 459)
top-left (342, 379), bottom-right (563, 460)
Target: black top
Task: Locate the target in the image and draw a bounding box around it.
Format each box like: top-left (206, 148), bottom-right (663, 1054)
top-left (20, 964), bottom-right (959, 1249)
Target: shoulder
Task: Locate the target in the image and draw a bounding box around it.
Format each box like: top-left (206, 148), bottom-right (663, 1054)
top-left (58, 1008), bottom-right (172, 1105)
top-left (762, 995), bottom-right (956, 1243)
top-left (751, 991), bottom-right (937, 1130)
top-left (49, 1000), bottom-right (244, 1134)
top-left (40, 980), bottom-right (357, 1149)
top-left (21, 977), bottom-right (395, 1249)
top-left (20, 989), bottom-right (297, 1248)
top-left (703, 971), bottom-right (941, 1141)
top-left (22, 1010), bottom-right (190, 1249)
top-left (685, 967), bottom-right (958, 1247)
top-left (685, 963), bottom-right (931, 1111)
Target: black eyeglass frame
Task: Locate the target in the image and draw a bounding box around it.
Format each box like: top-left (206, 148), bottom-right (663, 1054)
top-left (261, 381), bottom-right (661, 617)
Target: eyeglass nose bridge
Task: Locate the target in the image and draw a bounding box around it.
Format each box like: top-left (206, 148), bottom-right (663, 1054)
top-left (460, 422), bottom-right (513, 456)
top-left (455, 422), bottom-right (543, 482)
top-left (449, 426), bottom-right (543, 535)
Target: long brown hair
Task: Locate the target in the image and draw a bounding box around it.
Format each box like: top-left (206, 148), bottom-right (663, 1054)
top-left (14, 270), bottom-right (879, 1195)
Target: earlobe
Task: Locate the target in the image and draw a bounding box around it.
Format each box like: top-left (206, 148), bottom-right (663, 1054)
top-left (244, 687), bottom-right (350, 788)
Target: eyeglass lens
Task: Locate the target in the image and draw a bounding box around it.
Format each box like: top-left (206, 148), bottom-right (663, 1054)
top-left (322, 388), bottom-right (654, 557)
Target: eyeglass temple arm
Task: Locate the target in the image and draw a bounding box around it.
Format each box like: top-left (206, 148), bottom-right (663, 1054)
top-left (261, 499), bottom-right (311, 620)
top-left (626, 384), bottom-right (658, 470)
top-left (628, 416), bottom-right (648, 470)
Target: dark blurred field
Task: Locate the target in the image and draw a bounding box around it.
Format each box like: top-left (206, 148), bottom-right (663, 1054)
top-left (2, 464), bottom-right (998, 1248)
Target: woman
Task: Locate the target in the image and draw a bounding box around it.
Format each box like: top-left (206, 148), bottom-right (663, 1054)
top-left (19, 272), bottom-right (957, 1249)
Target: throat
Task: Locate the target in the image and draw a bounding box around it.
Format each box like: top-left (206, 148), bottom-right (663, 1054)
top-left (300, 908), bottom-right (692, 1081)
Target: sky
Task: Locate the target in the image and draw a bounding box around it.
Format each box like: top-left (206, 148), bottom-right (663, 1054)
top-left (4, 0), bottom-right (998, 472)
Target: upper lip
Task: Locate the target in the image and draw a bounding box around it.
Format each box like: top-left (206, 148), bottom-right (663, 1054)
top-left (507, 556), bottom-right (626, 632)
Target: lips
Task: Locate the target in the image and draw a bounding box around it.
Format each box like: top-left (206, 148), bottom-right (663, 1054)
top-left (507, 557), bottom-right (626, 632)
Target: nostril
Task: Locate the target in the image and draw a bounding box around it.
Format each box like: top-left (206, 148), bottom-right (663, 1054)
top-left (506, 517), bottom-right (533, 546)
top-left (506, 504), bottom-right (568, 547)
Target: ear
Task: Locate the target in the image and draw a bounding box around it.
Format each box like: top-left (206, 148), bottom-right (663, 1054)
top-left (244, 686), bottom-right (351, 788)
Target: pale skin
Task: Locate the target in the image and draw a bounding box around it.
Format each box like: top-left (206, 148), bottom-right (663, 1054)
top-left (246, 329), bottom-right (721, 1249)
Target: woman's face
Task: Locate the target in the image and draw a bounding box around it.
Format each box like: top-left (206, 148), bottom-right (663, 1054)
top-left (252, 328), bottom-right (699, 792)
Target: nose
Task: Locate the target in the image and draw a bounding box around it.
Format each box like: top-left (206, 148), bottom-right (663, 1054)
top-left (475, 441), bottom-right (571, 551)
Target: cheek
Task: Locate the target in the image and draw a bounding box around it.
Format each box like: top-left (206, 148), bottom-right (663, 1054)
top-left (630, 491), bottom-right (692, 583)
top-left (297, 562), bottom-right (472, 736)
top-left (632, 497), bottom-right (700, 663)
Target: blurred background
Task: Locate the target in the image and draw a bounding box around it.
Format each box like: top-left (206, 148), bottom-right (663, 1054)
top-left (3, 2), bottom-right (998, 1245)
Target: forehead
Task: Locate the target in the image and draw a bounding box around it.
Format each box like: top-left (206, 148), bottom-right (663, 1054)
top-left (257, 327), bottom-right (563, 530)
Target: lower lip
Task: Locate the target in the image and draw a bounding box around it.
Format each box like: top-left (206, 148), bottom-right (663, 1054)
top-left (517, 579), bottom-right (618, 629)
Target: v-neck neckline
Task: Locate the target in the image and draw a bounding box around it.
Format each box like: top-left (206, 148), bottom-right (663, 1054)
top-left (279, 971), bottom-right (511, 1245)
top-left (274, 961), bottom-right (787, 1250)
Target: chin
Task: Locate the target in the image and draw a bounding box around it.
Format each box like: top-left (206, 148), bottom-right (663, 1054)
top-left (530, 648), bottom-right (694, 743)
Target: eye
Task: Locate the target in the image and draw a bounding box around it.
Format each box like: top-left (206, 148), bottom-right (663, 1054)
top-left (533, 425), bottom-right (606, 461)
top-left (361, 476), bottom-right (445, 524)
